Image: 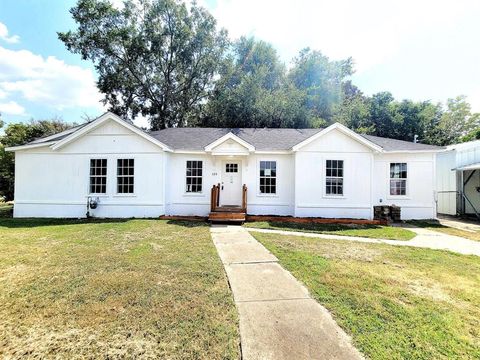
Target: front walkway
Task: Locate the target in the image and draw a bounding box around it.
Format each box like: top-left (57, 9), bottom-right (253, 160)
top-left (210, 225), bottom-right (362, 360)
top-left (247, 226), bottom-right (480, 256)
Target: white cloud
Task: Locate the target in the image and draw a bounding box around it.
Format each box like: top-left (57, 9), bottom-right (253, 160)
top-left (0, 22), bottom-right (20, 44)
top-left (0, 46), bottom-right (104, 111)
top-left (207, 0), bottom-right (480, 73)
top-left (0, 100), bottom-right (26, 115)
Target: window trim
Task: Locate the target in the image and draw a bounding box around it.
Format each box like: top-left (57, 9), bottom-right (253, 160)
top-left (258, 160), bottom-right (278, 197)
top-left (387, 162), bottom-right (409, 198)
top-left (116, 158), bottom-right (135, 195)
top-left (185, 160), bottom-right (204, 195)
top-left (89, 158), bottom-right (108, 195)
top-left (323, 158), bottom-right (346, 199)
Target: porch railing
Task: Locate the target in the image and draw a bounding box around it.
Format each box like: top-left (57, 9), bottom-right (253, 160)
top-left (242, 184), bottom-right (248, 213)
top-left (210, 183), bottom-right (220, 212)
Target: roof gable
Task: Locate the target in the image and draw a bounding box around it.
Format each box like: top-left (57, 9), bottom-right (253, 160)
top-left (50, 112), bottom-right (172, 152)
top-left (292, 123), bottom-right (383, 152)
top-left (205, 132), bottom-right (255, 153)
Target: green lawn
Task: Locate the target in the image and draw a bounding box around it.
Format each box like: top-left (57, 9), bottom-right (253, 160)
top-left (244, 221), bottom-right (416, 240)
top-left (253, 232), bottom-right (480, 360)
top-left (409, 220), bottom-right (480, 242)
top-left (0, 218), bottom-right (239, 359)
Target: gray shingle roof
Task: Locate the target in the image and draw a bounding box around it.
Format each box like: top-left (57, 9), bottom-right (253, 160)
top-left (149, 128), bottom-right (323, 151)
top-left (360, 134), bottom-right (443, 151)
top-left (24, 118), bottom-right (445, 152)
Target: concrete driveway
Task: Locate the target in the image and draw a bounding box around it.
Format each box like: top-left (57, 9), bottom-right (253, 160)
top-left (210, 225), bottom-right (363, 360)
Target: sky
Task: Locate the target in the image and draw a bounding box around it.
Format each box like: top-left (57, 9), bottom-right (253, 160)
top-left (1, 0), bottom-right (480, 129)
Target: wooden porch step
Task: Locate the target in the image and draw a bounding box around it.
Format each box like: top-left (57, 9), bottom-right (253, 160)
top-left (208, 211), bottom-right (246, 222)
top-left (215, 206), bottom-right (243, 213)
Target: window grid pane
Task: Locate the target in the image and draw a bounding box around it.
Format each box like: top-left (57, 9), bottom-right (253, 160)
top-left (226, 163), bottom-right (238, 173)
top-left (89, 159), bottom-right (107, 194)
top-left (326, 160), bottom-right (344, 195)
top-left (259, 161), bottom-right (277, 194)
top-left (186, 161), bottom-right (203, 193)
top-left (117, 159), bottom-right (134, 194)
top-left (390, 163), bottom-right (407, 195)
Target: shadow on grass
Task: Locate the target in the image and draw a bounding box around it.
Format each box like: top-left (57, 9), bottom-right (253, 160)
top-left (407, 220), bottom-right (447, 229)
top-left (247, 220), bottom-right (383, 232)
top-left (0, 216), bottom-right (209, 229)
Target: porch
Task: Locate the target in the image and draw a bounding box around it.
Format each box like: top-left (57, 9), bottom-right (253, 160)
top-left (208, 183), bottom-right (248, 222)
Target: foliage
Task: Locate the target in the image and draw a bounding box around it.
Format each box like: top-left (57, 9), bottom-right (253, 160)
top-left (59, 0), bottom-right (229, 130)
top-left (0, 119), bottom-right (73, 201)
top-left (203, 38), bottom-right (310, 128)
top-left (59, 0), bottom-right (480, 145)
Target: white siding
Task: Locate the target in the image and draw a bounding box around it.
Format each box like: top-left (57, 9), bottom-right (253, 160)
top-left (373, 153), bottom-right (436, 219)
top-left (294, 130), bottom-right (373, 219)
top-left (14, 120), bottom-right (165, 218)
top-left (12, 121), bottom-right (438, 220)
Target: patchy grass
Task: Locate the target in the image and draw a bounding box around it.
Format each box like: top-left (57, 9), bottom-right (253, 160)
top-left (0, 218), bottom-right (239, 359)
top-left (253, 232), bottom-right (480, 360)
top-left (244, 221), bottom-right (416, 241)
top-left (409, 220), bottom-right (480, 242)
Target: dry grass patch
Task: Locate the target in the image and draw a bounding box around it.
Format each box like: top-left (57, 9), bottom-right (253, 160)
top-left (409, 220), bottom-right (480, 242)
top-left (253, 232), bottom-right (480, 360)
top-left (0, 218), bottom-right (239, 359)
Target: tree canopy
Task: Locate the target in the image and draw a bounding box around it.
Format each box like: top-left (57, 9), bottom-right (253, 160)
top-left (59, 0), bottom-right (229, 130)
top-left (55, 0), bottom-right (480, 145)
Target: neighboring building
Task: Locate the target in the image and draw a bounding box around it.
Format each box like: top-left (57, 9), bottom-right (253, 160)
top-left (437, 140), bottom-right (480, 218)
top-left (7, 113), bottom-right (443, 220)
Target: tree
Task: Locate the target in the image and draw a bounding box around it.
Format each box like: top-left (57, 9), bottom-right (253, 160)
top-left (203, 37), bottom-right (310, 128)
top-left (333, 82), bottom-right (374, 133)
top-left (435, 96), bottom-right (480, 145)
top-left (0, 119), bottom-right (73, 201)
top-left (59, 0), bottom-right (229, 129)
top-left (289, 48), bottom-right (353, 124)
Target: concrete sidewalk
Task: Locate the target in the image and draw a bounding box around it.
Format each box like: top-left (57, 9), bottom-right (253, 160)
top-left (210, 225), bottom-right (363, 360)
top-left (246, 226), bottom-right (480, 256)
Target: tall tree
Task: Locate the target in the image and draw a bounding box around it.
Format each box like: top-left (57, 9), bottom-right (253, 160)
top-left (59, 0), bottom-right (229, 129)
top-left (435, 96), bottom-right (480, 145)
top-left (289, 48), bottom-right (353, 125)
top-left (0, 119), bottom-right (73, 201)
top-left (204, 37), bottom-right (310, 128)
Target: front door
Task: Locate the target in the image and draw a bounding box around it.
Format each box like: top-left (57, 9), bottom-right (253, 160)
top-left (221, 161), bottom-right (242, 206)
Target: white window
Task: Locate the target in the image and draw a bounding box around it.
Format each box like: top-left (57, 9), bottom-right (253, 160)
top-left (117, 159), bottom-right (134, 194)
top-left (186, 160), bottom-right (203, 193)
top-left (326, 160), bottom-right (344, 196)
top-left (259, 161), bottom-right (276, 194)
top-left (390, 163), bottom-right (407, 196)
top-left (89, 159), bottom-right (107, 194)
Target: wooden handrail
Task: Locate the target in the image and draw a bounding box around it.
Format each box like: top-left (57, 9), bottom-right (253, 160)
top-left (211, 183), bottom-right (221, 212)
top-left (242, 184), bottom-right (247, 213)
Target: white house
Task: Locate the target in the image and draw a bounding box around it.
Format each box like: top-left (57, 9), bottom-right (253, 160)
top-left (436, 140), bottom-right (480, 218)
top-left (6, 112), bottom-right (443, 220)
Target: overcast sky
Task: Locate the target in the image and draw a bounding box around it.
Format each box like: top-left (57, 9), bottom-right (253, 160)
top-left (1, 0), bottom-right (479, 128)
